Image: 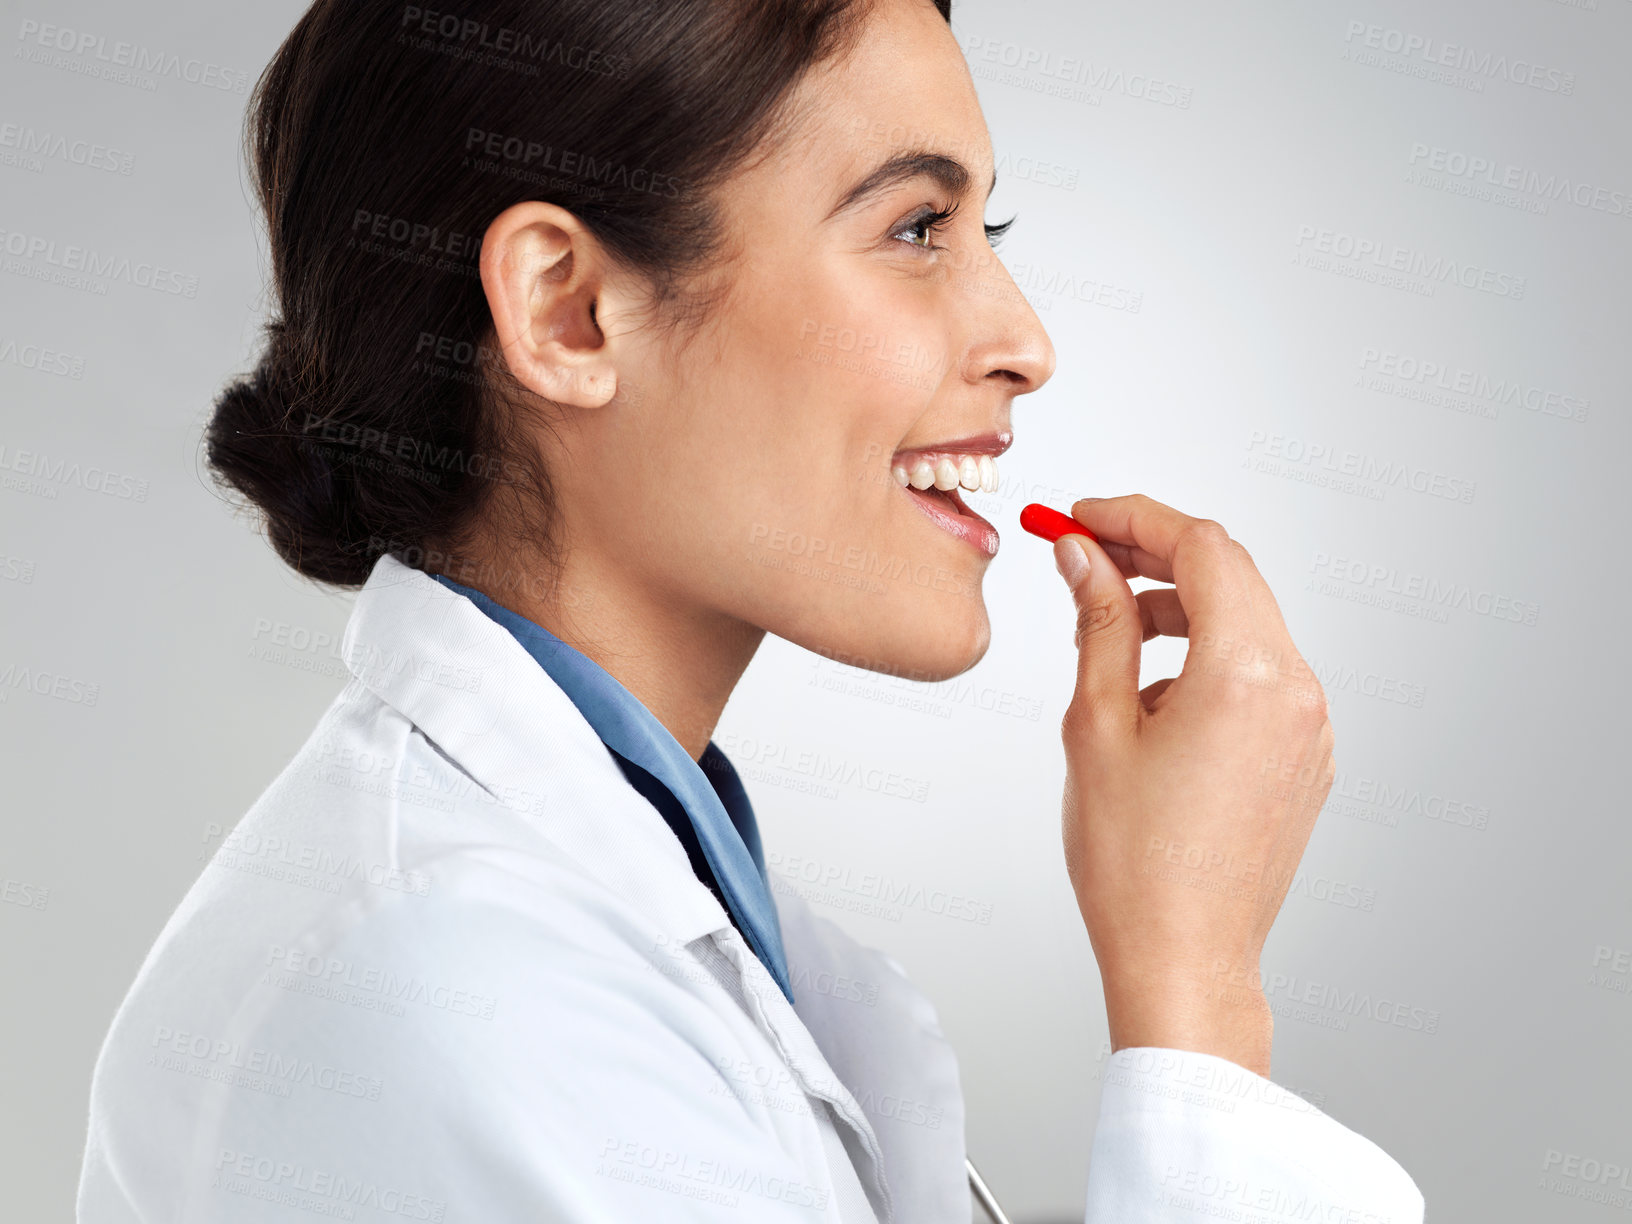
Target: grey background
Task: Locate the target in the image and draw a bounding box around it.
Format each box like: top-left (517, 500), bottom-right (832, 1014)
top-left (2, 0), bottom-right (1627, 1220)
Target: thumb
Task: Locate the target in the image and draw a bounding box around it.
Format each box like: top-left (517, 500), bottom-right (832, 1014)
top-left (1052, 531), bottom-right (1142, 738)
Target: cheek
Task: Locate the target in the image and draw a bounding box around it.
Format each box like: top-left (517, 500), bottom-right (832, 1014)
top-left (702, 285), bottom-right (939, 478)
top-left (794, 287), bottom-right (947, 469)
top-left (679, 255), bottom-right (953, 544)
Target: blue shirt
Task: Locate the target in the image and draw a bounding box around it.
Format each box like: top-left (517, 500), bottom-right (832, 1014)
top-left (431, 574), bottom-right (794, 1003)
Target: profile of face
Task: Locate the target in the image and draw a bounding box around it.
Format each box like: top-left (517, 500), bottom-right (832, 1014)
top-left (481, 0), bottom-right (1056, 685)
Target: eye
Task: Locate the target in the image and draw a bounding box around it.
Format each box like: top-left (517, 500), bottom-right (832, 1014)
top-left (891, 202), bottom-right (1019, 254)
top-left (893, 204), bottom-right (959, 252)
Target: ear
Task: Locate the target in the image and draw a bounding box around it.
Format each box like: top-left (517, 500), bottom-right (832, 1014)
top-left (479, 200), bottom-right (620, 409)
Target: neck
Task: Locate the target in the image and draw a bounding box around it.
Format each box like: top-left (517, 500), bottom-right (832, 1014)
top-left (460, 546), bottom-right (766, 763)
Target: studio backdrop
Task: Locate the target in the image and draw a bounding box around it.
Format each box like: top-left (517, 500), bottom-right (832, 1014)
top-left (1, 0), bottom-right (1626, 1221)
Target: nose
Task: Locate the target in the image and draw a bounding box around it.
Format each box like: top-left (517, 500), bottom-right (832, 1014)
top-left (956, 250), bottom-right (1057, 395)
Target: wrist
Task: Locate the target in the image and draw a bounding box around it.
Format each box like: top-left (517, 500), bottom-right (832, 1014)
top-left (1102, 960), bottom-right (1274, 1078)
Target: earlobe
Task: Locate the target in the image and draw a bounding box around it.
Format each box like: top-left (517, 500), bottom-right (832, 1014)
top-left (479, 200), bottom-right (619, 410)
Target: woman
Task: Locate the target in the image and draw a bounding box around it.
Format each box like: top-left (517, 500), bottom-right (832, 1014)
top-left (78, 0), bottom-right (1424, 1220)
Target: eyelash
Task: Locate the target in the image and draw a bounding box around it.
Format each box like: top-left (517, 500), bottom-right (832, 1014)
top-left (894, 202), bottom-right (1016, 253)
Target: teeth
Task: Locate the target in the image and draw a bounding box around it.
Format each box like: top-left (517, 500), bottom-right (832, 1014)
top-left (891, 452), bottom-right (1002, 493)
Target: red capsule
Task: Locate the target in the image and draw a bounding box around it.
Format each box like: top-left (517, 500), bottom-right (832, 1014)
top-left (1019, 503), bottom-right (1098, 544)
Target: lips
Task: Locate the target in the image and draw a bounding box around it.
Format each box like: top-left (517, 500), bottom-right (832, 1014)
top-left (899, 474), bottom-right (1000, 556)
top-left (888, 428), bottom-right (1009, 557)
top-left (891, 429), bottom-right (1014, 467)
top-left (891, 429), bottom-right (1014, 500)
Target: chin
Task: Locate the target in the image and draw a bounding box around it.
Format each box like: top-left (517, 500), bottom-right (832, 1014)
top-left (800, 589), bottom-right (992, 684)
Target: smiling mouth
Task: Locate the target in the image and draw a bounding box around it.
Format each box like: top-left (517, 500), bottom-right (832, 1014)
top-left (886, 430), bottom-right (1011, 554)
top-left (891, 464), bottom-right (1001, 556)
top-left (889, 430), bottom-right (1013, 495)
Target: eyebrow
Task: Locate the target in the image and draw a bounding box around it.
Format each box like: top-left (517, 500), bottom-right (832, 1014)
top-left (824, 148), bottom-right (998, 221)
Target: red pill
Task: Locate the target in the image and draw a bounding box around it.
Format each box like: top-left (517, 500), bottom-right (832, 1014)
top-left (1019, 503), bottom-right (1098, 544)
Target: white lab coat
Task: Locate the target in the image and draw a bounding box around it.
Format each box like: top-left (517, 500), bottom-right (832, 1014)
top-left (77, 555), bottom-right (1425, 1222)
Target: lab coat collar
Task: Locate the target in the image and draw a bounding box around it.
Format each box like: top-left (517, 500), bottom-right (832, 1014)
top-left (425, 571), bottom-right (795, 1003)
top-left (340, 555), bottom-right (903, 1220)
top-left (339, 554), bottom-right (731, 950)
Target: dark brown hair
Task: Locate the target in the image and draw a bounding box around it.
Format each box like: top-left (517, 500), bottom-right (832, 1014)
top-left (207, 0), bottom-right (952, 587)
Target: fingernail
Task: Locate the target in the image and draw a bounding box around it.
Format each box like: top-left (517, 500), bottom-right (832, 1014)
top-left (1053, 535), bottom-right (1090, 586)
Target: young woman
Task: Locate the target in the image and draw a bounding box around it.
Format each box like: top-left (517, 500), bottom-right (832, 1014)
top-left (78, 1), bottom-right (1424, 1220)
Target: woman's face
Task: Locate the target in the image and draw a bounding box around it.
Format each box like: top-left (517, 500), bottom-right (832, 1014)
top-left (522, 0), bottom-right (1055, 682)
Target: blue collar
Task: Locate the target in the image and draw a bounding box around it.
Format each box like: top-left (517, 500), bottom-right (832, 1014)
top-left (430, 574), bottom-right (793, 1003)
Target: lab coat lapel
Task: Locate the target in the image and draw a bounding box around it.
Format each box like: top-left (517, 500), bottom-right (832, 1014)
top-left (776, 888), bottom-right (971, 1224)
top-left (340, 555), bottom-right (726, 948)
top-left (339, 556), bottom-right (907, 1215)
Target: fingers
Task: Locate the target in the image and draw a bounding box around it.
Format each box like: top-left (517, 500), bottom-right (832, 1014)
top-left (1070, 494), bottom-right (1281, 647)
top-left (1138, 676), bottom-right (1176, 710)
top-left (1094, 537), bottom-right (1176, 585)
top-left (1052, 531), bottom-right (1143, 742)
top-left (1134, 587), bottom-right (1188, 642)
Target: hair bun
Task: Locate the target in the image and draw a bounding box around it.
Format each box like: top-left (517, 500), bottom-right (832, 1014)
top-left (206, 332), bottom-right (377, 587)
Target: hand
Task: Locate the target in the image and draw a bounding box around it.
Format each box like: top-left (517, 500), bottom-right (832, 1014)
top-left (1050, 495), bottom-right (1336, 1078)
